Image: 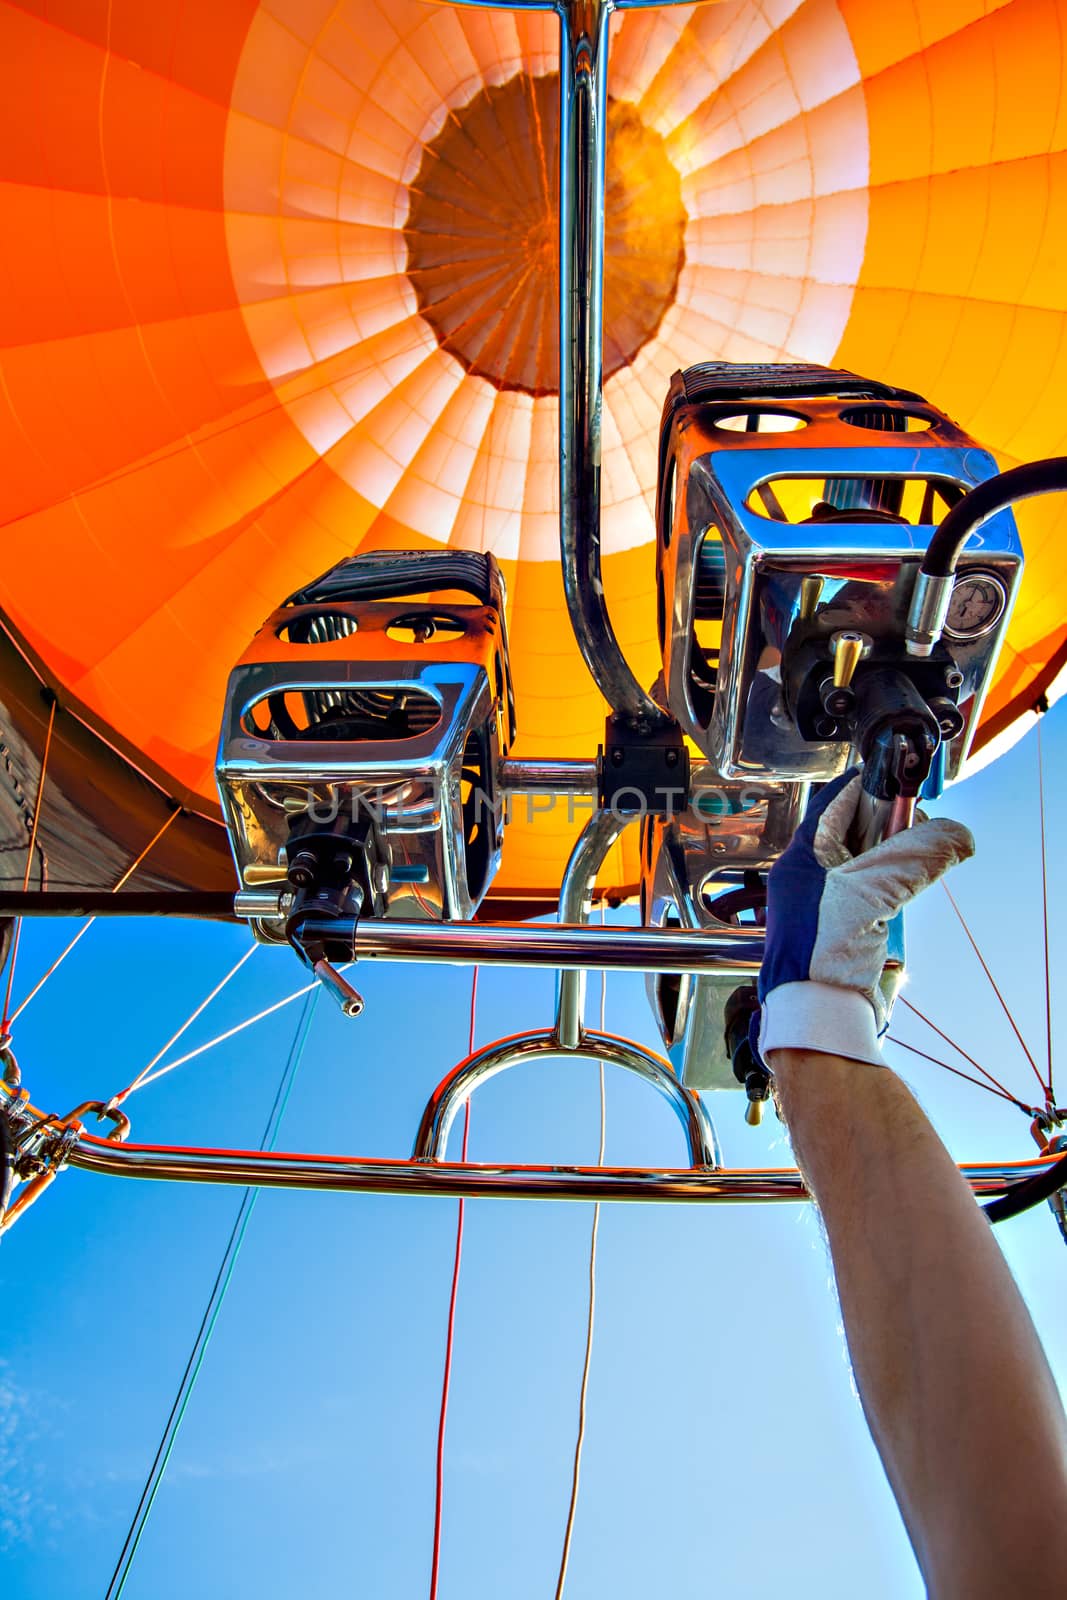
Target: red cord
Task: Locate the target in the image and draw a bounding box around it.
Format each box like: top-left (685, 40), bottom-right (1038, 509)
top-left (429, 968), bottom-right (478, 1600)
top-left (1, 699), bottom-right (57, 1039)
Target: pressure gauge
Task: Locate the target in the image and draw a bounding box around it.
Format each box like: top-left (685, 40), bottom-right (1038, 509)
top-left (943, 570), bottom-right (1008, 641)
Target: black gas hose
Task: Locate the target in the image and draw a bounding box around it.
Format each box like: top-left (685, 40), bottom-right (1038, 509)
top-left (923, 456), bottom-right (1067, 579)
top-left (0, 1111), bottom-right (13, 1229)
top-left (983, 1147), bottom-right (1067, 1225)
top-left (906, 456), bottom-right (1067, 655)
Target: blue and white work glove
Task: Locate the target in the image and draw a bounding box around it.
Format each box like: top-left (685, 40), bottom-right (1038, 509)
top-left (758, 770), bottom-right (974, 1067)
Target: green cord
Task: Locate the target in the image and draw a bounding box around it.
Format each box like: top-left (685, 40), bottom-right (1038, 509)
top-left (104, 990), bottom-right (320, 1600)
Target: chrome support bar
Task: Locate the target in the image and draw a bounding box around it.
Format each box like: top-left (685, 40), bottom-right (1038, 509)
top-left (557, 0), bottom-right (666, 728)
top-left (235, 886), bottom-right (293, 920)
top-left (312, 959), bottom-right (364, 1018)
top-left (412, 1027), bottom-right (720, 1168)
top-left (498, 757), bottom-right (599, 793)
top-left (310, 917), bottom-right (764, 974)
top-left (67, 1134), bottom-right (1061, 1207)
top-left (555, 810), bottom-right (630, 1046)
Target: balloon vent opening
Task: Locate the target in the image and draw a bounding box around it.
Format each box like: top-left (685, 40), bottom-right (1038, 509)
top-left (404, 73), bottom-right (685, 395)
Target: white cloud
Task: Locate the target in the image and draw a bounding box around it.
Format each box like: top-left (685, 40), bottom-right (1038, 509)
top-left (0, 1360), bottom-right (59, 1548)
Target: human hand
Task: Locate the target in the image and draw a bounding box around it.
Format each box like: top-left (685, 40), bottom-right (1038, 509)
top-left (757, 771), bottom-right (974, 1066)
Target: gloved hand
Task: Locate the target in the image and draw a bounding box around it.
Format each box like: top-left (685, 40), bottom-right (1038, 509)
top-left (757, 770), bottom-right (974, 1067)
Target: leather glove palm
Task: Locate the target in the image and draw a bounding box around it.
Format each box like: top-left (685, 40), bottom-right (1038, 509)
top-left (758, 771), bottom-right (974, 1066)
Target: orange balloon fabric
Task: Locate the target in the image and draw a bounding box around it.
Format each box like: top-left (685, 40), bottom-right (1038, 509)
top-left (1, 0), bottom-right (1065, 904)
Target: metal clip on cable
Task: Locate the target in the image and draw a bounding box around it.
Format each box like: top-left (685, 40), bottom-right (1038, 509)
top-left (65, 1101), bottom-right (132, 1144)
top-left (0, 1098), bottom-right (128, 1235)
top-left (0, 1036), bottom-right (19, 1090)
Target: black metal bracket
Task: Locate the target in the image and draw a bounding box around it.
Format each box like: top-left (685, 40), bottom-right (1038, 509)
top-left (596, 716), bottom-right (690, 816)
top-left (284, 806), bottom-right (388, 969)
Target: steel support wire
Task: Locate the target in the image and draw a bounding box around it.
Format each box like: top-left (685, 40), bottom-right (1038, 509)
top-left (7, 809), bottom-right (181, 1026)
top-left (1036, 716), bottom-right (1055, 1102)
top-left (555, 950), bottom-right (608, 1600)
top-left (429, 969), bottom-right (479, 1600)
top-left (103, 993), bottom-right (319, 1600)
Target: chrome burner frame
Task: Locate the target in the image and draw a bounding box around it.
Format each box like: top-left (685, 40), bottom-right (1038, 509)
top-left (2, 1), bottom-right (1037, 1223)
top-left (658, 396), bottom-right (1024, 783)
top-left (2, 1071), bottom-right (1051, 1214)
top-left (37, 1075), bottom-right (1060, 1210)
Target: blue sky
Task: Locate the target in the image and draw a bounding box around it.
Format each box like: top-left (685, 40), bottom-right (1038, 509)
top-left (2, 705), bottom-right (1065, 1599)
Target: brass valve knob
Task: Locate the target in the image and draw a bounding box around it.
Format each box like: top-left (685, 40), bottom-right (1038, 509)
top-left (799, 575), bottom-right (824, 621)
top-left (831, 630), bottom-right (869, 690)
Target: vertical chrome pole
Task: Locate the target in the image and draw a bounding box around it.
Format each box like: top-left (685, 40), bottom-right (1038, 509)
top-left (554, 809), bottom-right (631, 1048)
top-left (557, 0), bottom-right (665, 728)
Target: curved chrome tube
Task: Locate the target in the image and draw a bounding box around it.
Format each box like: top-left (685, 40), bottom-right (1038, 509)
top-left (558, 0), bottom-right (666, 727)
top-left (67, 1133), bottom-right (1060, 1206)
top-left (555, 810), bottom-right (631, 1047)
top-left (412, 1026), bottom-right (720, 1169)
top-left (423, 3), bottom-right (668, 725)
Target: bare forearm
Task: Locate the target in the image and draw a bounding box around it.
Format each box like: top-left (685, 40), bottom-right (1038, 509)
top-left (773, 1048), bottom-right (1067, 1599)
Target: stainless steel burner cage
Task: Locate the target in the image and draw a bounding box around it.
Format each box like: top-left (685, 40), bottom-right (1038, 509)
top-left (655, 375), bottom-right (1024, 784)
top-left (217, 552), bottom-right (514, 929)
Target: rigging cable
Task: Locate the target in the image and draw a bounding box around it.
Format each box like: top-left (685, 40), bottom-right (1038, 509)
top-left (111, 943), bottom-right (259, 1107)
top-left (980, 712), bottom-right (1067, 1228)
top-left (103, 989), bottom-right (319, 1600)
top-left (941, 878), bottom-right (1048, 1099)
top-left (886, 1034), bottom-right (1030, 1112)
top-left (8, 808), bottom-right (180, 1026)
top-left (894, 997), bottom-right (1027, 1106)
top-left (114, 967), bottom-right (354, 1097)
top-left (429, 967), bottom-right (478, 1600)
top-left (554, 947), bottom-right (608, 1600)
top-left (1, 697), bottom-right (56, 1039)
top-left (1036, 714), bottom-right (1055, 1102)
